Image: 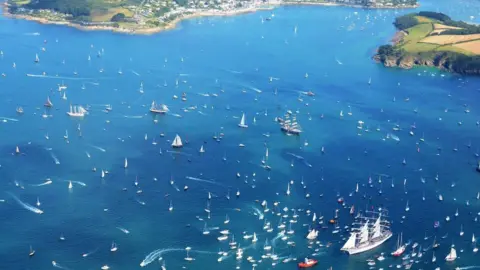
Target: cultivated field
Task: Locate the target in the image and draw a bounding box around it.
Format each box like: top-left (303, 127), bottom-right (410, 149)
top-left (420, 34), bottom-right (480, 45)
top-left (453, 40), bottom-right (480, 54)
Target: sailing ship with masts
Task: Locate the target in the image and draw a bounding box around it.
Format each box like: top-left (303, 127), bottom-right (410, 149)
top-left (280, 113), bottom-right (302, 135)
top-left (341, 208), bottom-right (392, 255)
top-left (44, 96), bottom-right (53, 108)
top-left (149, 101), bottom-right (169, 114)
top-left (172, 134), bottom-right (183, 148)
top-left (66, 105), bottom-right (88, 117)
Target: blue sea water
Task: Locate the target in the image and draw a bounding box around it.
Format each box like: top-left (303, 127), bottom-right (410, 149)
top-left (0, 0), bottom-right (480, 269)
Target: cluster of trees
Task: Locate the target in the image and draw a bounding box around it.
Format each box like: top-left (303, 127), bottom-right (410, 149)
top-left (25, 0), bottom-right (91, 17)
top-left (393, 14), bottom-right (418, 31)
top-left (111, 13), bottom-right (126, 22)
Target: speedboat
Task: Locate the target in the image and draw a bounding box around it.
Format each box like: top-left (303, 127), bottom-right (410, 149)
top-left (298, 258), bottom-right (318, 268)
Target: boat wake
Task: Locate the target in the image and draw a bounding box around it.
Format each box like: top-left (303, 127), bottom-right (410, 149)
top-left (31, 179), bottom-right (53, 187)
top-left (166, 150), bottom-right (192, 157)
top-left (251, 87), bottom-right (262, 93)
top-left (0, 116), bottom-right (19, 122)
top-left (117, 226), bottom-right (130, 234)
top-left (458, 267), bottom-right (480, 270)
top-left (89, 145), bottom-right (106, 152)
top-left (26, 74), bottom-right (90, 80)
top-left (131, 70), bottom-right (140, 76)
top-left (8, 192), bottom-right (43, 214)
top-left (140, 248), bottom-right (216, 267)
top-left (123, 115), bottom-right (144, 119)
top-left (225, 69), bottom-right (242, 74)
top-left (251, 205), bottom-right (265, 220)
top-left (52, 261), bottom-right (71, 270)
top-left (70, 181), bottom-right (87, 187)
top-left (25, 32), bottom-right (40, 36)
top-left (185, 176), bottom-right (224, 186)
top-left (50, 152), bottom-right (60, 165)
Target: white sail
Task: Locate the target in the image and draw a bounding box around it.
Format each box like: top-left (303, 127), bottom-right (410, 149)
top-left (372, 215), bottom-right (382, 239)
top-left (238, 113), bottom-right (248, 128)
top-left (445, 247), bottom-right (457, 261)
top-left (172, 134), bottom-right (183, 148)
top-left (341, 233), bottom-right (357, 250)
top-left (200, 145), bottom-right (205, 153)
top-left (359, 221), bottom-right (369, 244)
top-left (124, 158), bottom-right (128, 169)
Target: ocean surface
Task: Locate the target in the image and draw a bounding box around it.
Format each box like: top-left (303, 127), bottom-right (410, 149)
top-left (0, 0), bottom-right (480, 269)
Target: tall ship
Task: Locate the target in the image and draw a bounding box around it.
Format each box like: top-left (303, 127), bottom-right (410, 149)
top-left (341, 209), bottom-right (392, 255)
top-left (280, 113), bottom-right (302, 135)
top-left (66, 105), bottom-right (87, 117)
top-left (150, 101), bottom-right (169, 114)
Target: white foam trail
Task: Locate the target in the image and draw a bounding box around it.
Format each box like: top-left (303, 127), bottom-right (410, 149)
top-left (179, 73), bottom-right (190, 77)
top-left (89, 145), bottom-right (106, 152)
top-left (52, 261), bottom-right (71, 270)
top-left (458, 267), bottom-right (480, 270)
top-left (123, 115), bottom-right (144, 119)
top-left (251, 87), bottom-right (262, 93)
top-left (26, 74), bottom-right (91, 80)
top-left (31, 179), bottom-right (53, 186)
top-left (287, 152), bottom-right (305, 160)
top-left (8, 192), bottom-right (44, 214)
top-left (387, 133), bottom-right (400, 141)
top-left (166, 150), bottom-right (192, 157)
top-left (50, 152), bottom-right (60, 165)
top-left (71, 181), bottom-right (87, 187)
top-left (170, 113), bottom-right (182, 118)
top-left (0, 116), bottom-right (19, 122)
top-left (226, 69), bottom-right (242, 74)
top-left (140, 248), bottom-right (216, 267)
top-left (117, 226), bottom-right (130, 234)
top-left (251, 206), bottom-right (264, 220)
top-left (185, 176), bottom-right (224, 186)
top-left (25, 32), bottom-right (40, 36)
top-left (131, 70), bottom-right (140, 76)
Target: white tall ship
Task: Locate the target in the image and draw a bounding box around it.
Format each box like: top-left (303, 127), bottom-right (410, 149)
top-left (66, 105), bottom-right (87, 117)
top-left (150, 101), bottom-right (169, 114)
top-left (341, 209), bottom-right (392, 255)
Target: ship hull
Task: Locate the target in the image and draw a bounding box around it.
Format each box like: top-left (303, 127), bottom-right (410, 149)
top-left (281, 127), bottom-right (301, 135)
top-left (342, 233), bottom-right (392, 255)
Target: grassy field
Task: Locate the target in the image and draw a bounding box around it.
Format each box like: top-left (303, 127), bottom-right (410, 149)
top-left (397, 15), bottom-right (480, 55)
top-left (90, 7), bottom-right (133, 22)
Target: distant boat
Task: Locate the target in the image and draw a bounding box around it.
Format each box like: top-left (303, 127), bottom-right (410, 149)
top-left (172, 134), bottom-right (183, 148)
top-left (44, 96), bottom-right (53, 107)
top-left (280, 113), bottom-right (302, 135)
top-left (68, 181), bottom-right (73, 189)
top-left (199, 145), bottom-right (205, 153)
top-left (66, 105), bottom-right (87, 117)
top-left (34, 54), bottom-right (39, 63)
top-left (150, 101), bottom-right (169, 114)
top-left (445, 246), bottom-right (457, 261)
top-left (29, 245), bottom-right (35, 257)
top-left (391, 233), bottom-right (406, 257)
top-left (124, 158), bottom-right (128, 169)
top-left (238, 113), bottom-right (248, 128)
top-left (110, 242), bottom-right (118, 252)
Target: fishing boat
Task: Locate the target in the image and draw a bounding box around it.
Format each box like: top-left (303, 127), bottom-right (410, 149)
top-left (172, 134), bottom-right (183, 148)
top-left (341, 209), bottom-right (392, 255)
top-left (280, 113), bottom-right (302, 135)
top-left (66, 105), bottom-right (87, 117)
top-left (44, 96), bottom-right (53, 107)
top-left (445, 246), bottom-right (457, 261)
top-left (238, 113), bottom-right (248, 128)
top-left (298, 258), bottom-right (318, 268)
top-left (149, 101), bottom-right (169, 114)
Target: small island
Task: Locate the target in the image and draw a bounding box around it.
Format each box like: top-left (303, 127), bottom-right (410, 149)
top-left (374, 11), bottom-right (480, 75)
top-left (3, 0), bottom-right (417, 34)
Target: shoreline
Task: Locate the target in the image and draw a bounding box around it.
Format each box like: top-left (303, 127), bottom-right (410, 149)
top-left (2, 1), bottom-right (418, 35)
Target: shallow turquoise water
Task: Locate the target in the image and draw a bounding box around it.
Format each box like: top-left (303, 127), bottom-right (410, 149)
top-left (0, 1), bottom-right (480, 269)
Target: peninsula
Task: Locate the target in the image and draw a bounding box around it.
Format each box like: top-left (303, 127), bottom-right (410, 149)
top-left (4, 0), bottom-right (417, 34)
top-left (374, 11), bottom-right (480, 75)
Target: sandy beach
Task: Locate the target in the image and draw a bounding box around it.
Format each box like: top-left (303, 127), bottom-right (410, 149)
top-left (1, 1), bottom-right (418, 35)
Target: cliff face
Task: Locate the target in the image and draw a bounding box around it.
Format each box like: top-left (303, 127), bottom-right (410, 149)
top-left (373, 53), bottom-right (480, 75)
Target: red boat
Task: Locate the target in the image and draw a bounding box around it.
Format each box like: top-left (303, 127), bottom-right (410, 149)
top-left (298, 258), bottom-right (318, 268)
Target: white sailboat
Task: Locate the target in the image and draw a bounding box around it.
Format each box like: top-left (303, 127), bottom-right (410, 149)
top-left (124, 158), bottom-right (128, 169)
top-left (34, 53), bottom-right (39, 63)
top-left (199, 145), bottom-right (205, 153)
top-left (150, 101), bottom-right (169, 114)
top-left (68, 181), bottom-right (73, 189)
top-left (110, 242), bottom-right (118, 252)
top-left (172, 134), bottom-right (183, 148)
top-left (445, 247), bottom-right (457, 261)
top-left (238, 113), bottom-right (248, 128)
top-left (252, 232), bottom-right (258, 243)
top-left (168, 200), bottom-right (173, 212)
top-left (286, 183), bottom-right (291, 196)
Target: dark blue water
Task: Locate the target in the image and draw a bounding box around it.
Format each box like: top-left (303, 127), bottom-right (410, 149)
top-left (0, 0), bottom-right (480, 269)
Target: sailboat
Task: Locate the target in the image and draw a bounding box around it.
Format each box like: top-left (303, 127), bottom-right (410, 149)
top-left (34, 53), bottom-right (39, 63)
top-left (66, 105), bottom-right (87, 117)
top-left (238, 113), bottom-right (248, 128)
top-left (68, 181), bottom-right (73, 189)
top-left (391, 233), bottom-right (406, 256)
top-left (286, 183), bottom-right (291, 196)
top-left (252, 232), bottom-right (258, 243)
top-left (150, 101), bottom-right (169, 114)
top-left (264, 148), bottom-right (271, 170)
top-left (280, 113), bottom-right (302, 135)
top-left (306, 229), bottom-right (318, 240)
top-left (199, 145), bottom-right (205, 153)
top-left (44, 96), bottom-right (53, 107)
top-left (110, 242), bottom-right (118, 252)
top-left (29, 245), bottom-right (35, 257)
top-left (224, 214), bottom-right (230, 224)
top-left (168, 201), bottom-right (173, 212)
top-left (36, 197), bottom-right (41, 207)
top-left (445, 246), bottom-right (457, 261)
top-left (172, 134), bottom-right (183, 148)
top-left (124, 158), bottom-right (128, 169)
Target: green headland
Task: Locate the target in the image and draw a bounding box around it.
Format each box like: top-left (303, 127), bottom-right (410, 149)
top-left (374, 11), bottom-right (480, 75)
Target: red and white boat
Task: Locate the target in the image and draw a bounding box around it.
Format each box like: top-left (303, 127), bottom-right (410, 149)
top-left (391, 233), bottom-right (406, 257)
top-left (298, 258), bottom-right (318, 268)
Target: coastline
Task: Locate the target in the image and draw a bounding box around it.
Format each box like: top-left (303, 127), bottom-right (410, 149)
top-left (2, 1), bottom-right (418, 35)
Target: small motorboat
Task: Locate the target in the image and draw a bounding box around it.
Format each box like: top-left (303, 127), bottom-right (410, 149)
top-left (298, 258), bottom-right (318, 268)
